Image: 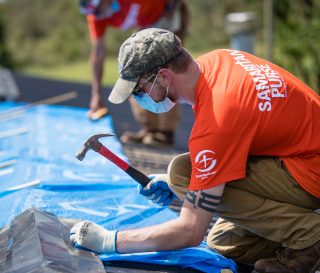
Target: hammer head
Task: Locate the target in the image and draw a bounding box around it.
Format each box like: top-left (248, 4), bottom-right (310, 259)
top-left (75, 133), bottom-right (114, 161)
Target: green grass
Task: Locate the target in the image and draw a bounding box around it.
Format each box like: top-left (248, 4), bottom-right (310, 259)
top-left (21, 57), bottom-right (119, 86)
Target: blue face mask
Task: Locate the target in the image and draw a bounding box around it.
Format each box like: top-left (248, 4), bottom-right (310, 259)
top-left (134, 93), bottom-right (176, 113)
top-left (133, 73), bottom-right (176, 114)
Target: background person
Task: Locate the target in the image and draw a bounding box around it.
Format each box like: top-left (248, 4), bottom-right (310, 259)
top-left (79, 0), bottom-right (189, 146)
top-left (70, 29), bottom-right (320, 273)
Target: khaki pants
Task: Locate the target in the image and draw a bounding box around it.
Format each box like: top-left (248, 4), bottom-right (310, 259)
top-left (130, 0), bottom-right (189, 133)
top-left (167, 153), bottom-right (320, 264)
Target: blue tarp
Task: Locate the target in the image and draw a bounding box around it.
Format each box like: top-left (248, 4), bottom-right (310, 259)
top-left (0, 102), bottom-right (237, 273)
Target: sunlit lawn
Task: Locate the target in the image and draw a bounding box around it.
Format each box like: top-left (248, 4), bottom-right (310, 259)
top-left (19, 51), bottom-right (206, 87)
top-left (21, 57), bottom-right (119, 86)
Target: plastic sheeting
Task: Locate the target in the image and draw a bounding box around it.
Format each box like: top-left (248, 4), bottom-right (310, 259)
top-left (101, 242), bottom-right (237, 273)
top-left (0, 102), bottom-right (237, 273)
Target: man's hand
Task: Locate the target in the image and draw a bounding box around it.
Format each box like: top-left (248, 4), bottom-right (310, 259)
top-left (70, 220), bottom-right (117, 254)
top-left (139, 174), bottom-right (176, 206)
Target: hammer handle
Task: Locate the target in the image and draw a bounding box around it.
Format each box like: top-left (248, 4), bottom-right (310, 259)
top-left (98, 145), bottom-right (151, 187)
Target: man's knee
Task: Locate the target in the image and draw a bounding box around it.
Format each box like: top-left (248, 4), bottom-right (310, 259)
top-left (207, 219), bottom-right (281, 264)
top-left (207, 224), bottom-right (252, 264)
top-left (167, 152), bottom-right (191, 200)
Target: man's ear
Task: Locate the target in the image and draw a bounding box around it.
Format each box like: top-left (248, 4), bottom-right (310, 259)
top-left (158, 68), bottom-right (172, 86)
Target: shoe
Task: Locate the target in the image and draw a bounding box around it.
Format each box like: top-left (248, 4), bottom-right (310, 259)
top-left (120, 129), bottom-right (150, 144)
top-left (87, 107), bottom-right (109, 121)
top-left (142, 131), bottom-right (174, 147)
top-left (254, 240), bottom-right (320, 273)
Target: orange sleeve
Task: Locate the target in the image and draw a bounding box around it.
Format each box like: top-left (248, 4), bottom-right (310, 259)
top-left (189, 130), bottom-right (249, 190)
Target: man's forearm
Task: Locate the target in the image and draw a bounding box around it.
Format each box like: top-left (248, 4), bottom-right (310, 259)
top-left (70, 187), bottom-right (221, 254)
top-left (116, 217), bottom-right (197, 253)
top-left (116, 186), bottom-right (223, 253)
top-left (90, 39), bottom-right (106, 93)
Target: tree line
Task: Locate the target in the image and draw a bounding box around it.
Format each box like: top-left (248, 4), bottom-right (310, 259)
top-left (0, 0), bottom-right (319, 93)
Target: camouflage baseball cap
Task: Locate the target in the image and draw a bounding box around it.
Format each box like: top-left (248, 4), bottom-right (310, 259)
top-left (108, 28), bottom-right (182, 104)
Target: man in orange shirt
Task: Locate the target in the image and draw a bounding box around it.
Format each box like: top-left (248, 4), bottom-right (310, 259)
top-left (79, 0), bottom-right (189, 146)
top-left (70, 29), bottom-right (320, 272)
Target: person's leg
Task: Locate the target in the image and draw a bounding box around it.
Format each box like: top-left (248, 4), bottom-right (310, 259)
top-left (120, 97), bottom-right (158, 144)
top-left (143, 105), bottom-right (179, 146)
top-left (173, 0), bottom-right (190, 44)
top-left (207, 218), bottom-right (281, 265)
top-left (152, 0), bottom-right (190, 42)
top-left (167, 152), bottom-right (191, 200)
top-left (167, 154), bottom-right (320, 269)
top-left (218, 157), bottom-right (320, 250)
top-left (215, 157), bottom-right (320, 272)
top-left (121, 93), bottom-right (177, 146)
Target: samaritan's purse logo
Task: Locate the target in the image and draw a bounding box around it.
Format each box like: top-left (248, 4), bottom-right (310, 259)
top-left (195, 150), bottom-right (217, 174)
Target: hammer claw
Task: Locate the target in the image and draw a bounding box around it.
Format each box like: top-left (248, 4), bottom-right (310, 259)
top-left (75, 146), bottom-right (89, 161)
top-left (76, 133), bottom-right (115, 160)
top-left (75, 133), bottom-right (151, 187)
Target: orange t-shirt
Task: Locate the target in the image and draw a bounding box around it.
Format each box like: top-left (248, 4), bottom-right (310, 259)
top-left (87, 0), bottom-right (168, 40)
top-left (189, 49), bottom-right (320, 197)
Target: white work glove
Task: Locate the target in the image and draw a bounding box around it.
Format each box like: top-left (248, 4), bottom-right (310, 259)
top-left (139, 174), bottom-right (176, 206)
top-left (70, 220), bottom-right (117, 254)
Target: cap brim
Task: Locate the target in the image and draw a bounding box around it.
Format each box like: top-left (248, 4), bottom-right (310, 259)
top-left (108, 77), bottom-right (138, 104)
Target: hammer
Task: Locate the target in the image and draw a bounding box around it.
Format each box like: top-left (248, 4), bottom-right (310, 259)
top-left (75, 133), bottom-right (151, 187)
